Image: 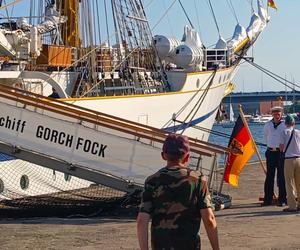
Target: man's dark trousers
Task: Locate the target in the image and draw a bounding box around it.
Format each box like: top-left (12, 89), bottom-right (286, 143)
top-left (264, 149), bottom-right (287, 204)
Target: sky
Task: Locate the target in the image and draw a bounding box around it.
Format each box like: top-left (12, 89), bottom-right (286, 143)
top-left (3, 0), bottom-right (300, 93)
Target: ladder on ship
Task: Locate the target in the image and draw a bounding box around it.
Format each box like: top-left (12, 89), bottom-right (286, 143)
top-left (0, 84), bottom-right (228, 194)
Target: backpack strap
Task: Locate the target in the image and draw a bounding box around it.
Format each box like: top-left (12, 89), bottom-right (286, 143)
top-left (284, 129), bottom-right (295, 155)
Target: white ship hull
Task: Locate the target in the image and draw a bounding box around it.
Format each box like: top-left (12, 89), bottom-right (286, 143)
top-left (0, 67), bottom-right (235, 200)
top-left (68, 68), bottom-right (236, 141)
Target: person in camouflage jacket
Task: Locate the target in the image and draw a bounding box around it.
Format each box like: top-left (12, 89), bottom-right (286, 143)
top-left (137, 134), bottom-right (219, 250)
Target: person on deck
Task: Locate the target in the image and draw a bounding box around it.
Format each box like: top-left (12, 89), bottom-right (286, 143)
top-left (262, 106), bottom-right (287, 206)
top-left (137, 134), bottom-right (219, 250)
top-left (48, 87), bottom-right (60, 99)
top-left (279, 114), bottom-right (300, 212)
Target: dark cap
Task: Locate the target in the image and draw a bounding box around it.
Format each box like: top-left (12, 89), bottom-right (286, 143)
top-left (162, 134), bottom-right (190, 156)
top-left (285, 114), bottom-right (295, 125)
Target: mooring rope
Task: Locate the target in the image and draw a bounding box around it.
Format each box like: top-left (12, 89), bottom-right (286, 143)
top-left (241, 56), bottom-right (300, 91)
top-left (174, 119), bottom-right (267, 148)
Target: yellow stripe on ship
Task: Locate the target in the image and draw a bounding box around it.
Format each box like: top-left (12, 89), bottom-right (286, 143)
top-left (233, 37), bottom-right (250, 54)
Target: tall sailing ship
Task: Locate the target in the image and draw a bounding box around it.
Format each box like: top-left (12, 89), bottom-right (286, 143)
top-left (0, 0), bottom-right (270, 200)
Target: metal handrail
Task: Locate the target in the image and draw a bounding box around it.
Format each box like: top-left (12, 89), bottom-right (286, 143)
top-left (0, 84), bottom-right (229, 156)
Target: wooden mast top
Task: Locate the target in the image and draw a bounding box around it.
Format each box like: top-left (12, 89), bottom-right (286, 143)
top-left (58, 0), bottom-right (80, 47)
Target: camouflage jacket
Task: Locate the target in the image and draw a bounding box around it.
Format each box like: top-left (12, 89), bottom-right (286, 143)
top-left (139, 166), bottom-right (212, 250)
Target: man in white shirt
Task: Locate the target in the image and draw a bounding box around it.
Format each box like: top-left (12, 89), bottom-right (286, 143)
top-left (279, 114), bottom-right (300, 212)
top-left (262, 106), bottom-right (286, 206)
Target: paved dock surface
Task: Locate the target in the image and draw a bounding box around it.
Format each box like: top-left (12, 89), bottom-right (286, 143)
top-left (0, 162), bottom-right (299, 250)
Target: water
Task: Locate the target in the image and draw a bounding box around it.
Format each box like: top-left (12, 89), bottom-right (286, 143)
top-left (209, 123), bottom-right (300, 162)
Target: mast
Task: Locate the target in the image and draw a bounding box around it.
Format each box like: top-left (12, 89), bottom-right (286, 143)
top-left (58, 0), bottom-right (80, 47)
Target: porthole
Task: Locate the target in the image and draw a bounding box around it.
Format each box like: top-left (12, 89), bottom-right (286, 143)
top-left (0, 179), bottom-right (4, 194)
top-left (64, 173), bottom-right (71, 182)
top-left (20, 175), bottom-right (29, 190)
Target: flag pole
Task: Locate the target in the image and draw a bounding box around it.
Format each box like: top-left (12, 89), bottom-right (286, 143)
top-left (238, 104), bottom-right (267, 174)
top-left (218, 153), bottom-right (228, 194)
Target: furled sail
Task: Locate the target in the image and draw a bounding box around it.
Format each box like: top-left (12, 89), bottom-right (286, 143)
top-left (215, 36), bottom-right (227, 49)
top-left (16, 4), bottom-right (67, 34)
top-left (246, 13), bottom-right (264, 41)
top-left (36, 4), bottom-right (67, 34)
top-left (227, 24), bottom-right (247, 52)
top-left (182, 25), bottom-right (203, 48)
top-left (246, 0), bottom-right (268, 42)
top-left (258, 0), bottom-right (270, 23)
top-left (227, 0), bottom-right (268, 53)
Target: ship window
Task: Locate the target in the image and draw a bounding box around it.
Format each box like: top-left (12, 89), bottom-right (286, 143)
top-left (0, 178), bottom-right (4, 194)
top-left (20, 175), bottom-right (29, 190)
top-left (64, 173), bottom-right (71, 182)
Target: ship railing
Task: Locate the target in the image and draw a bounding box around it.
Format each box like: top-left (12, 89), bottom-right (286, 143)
top-left (204, 48), bottom-right (232, 69)
top-left (0, 84), bottom-right (229, 158)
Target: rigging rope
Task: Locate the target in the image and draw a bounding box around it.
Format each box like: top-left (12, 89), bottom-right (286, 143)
top-left (33, 0), bottom-right (168, 99)
top-left (151, 0), bottom-right (177, 31)
top-left (162, 71), bottom-right (216, 129)
top-left (104, 0), bottom-right (111, 47)
top-left (144, 0), bottom-right (156, 9)
top-left (193, 0), bottom-right (202, 36)
top-left (226, 0), bottom-right (239, 24)
top-left (0, 0), bottom-right (22, 10)
top-left (177, 0), bottom-right (194, 29)
top-left (96, 0), bottom-right (102, 45)
top-left (179, 70), bottom-right (217, 134)
top-left (173, 119), bottom-right (267, 148)
top-left (206, 0), bottom-right (221, 37)
top-left (245, 0), bottom-right (255, 13)
top-left (242, 56), bottom-right (300, 91)
top-left (2, 0), bottom-right (17, 51)
top-left (162, 0), bottom-right (175, 37)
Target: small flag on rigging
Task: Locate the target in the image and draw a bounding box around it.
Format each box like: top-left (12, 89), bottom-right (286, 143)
top-left (223, 115), bottom-right (255, 187)
top-left (268, 0), bottom-right (278, 10)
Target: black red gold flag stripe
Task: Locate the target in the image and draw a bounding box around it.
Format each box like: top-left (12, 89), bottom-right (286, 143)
top-left (224, 115), bottom-right (255, 186)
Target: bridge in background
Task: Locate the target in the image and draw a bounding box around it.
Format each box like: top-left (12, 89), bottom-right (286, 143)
top-left (222, 91), bottom-right (300, 115)
top-left (223, 91), bottom-right (299, 104)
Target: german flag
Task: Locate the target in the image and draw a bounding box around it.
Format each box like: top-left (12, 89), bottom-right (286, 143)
top-left (268, 0), bottom-right (277, 10)
top-left (224, 115), bottom-right (255, 187)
